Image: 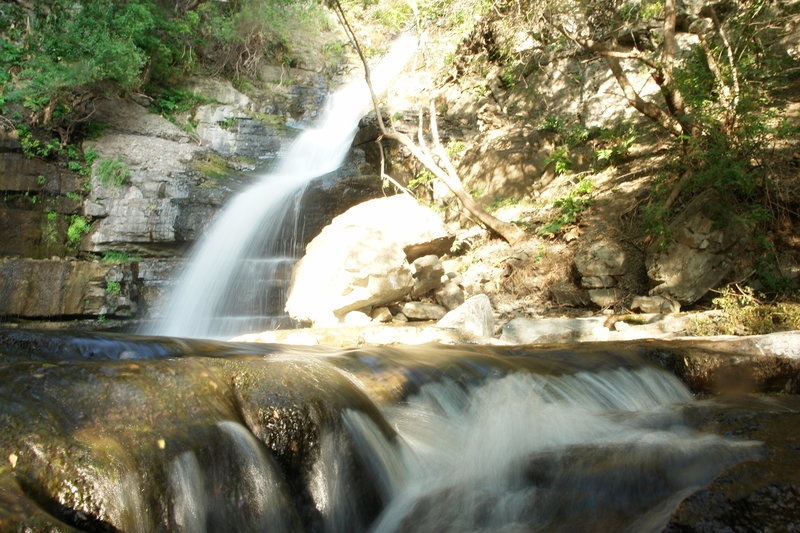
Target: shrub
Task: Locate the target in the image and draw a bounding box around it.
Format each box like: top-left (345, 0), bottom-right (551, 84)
top-left (96, 157), bottom-right (130, 187)
top-left (537, 178), bottom-right (594, 236)
top-left (105, 280), bottom-right (121, 297)
top-left (66, 215), bottom-right (92, 245)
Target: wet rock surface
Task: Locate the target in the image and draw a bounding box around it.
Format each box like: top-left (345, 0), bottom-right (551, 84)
top-left (667, 395), bottom-right (800, 533)
top-left (0, 328), bottom-right (798, 531)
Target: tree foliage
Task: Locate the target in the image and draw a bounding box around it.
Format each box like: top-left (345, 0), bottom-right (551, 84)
top-left (0, 0), bottom-right (329, 143)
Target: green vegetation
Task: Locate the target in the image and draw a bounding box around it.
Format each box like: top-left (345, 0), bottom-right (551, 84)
top-left (66, 215), bottom-right (92, 245)
top-left (101, 250), bottom-right (141, 263)
top-left (192, 153), bottom-right (232, 181)
top-left (446, 140), bottom-right (467, 157)
top-left (408, 169), bottom-right (435, 191)
top-left (96, 157), bottom-right (130, 187)
top-left (487, 196), bottom-right (519, 212)
top-left (690, 287), bottom-right (800, 336)
top-left (545, 146), bottom-right (572, 176)
top-left (594, 128), bottom-right (637, 168)
top-left (1, 0), bottom-right (334, 147)
top-left (537, 178), bottom-right (594, 236)
top-left (105, 280), bottom-right (121, 297)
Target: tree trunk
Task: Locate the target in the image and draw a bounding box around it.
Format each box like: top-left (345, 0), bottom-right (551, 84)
top-left (330, 0), bottom-right (526, 245)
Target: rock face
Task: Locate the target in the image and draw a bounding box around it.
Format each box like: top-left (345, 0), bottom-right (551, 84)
top-left (84, 129), bottom-right (209, 251)
top-left (646, 191), bottom-right (749, 304)
top-left (285, 195), bottom-right (454, 325)
top-left (0, 147), bottom-right (83, 258)
top-left (0, 259), bottom-right (137, 317)
top-left (0, 74), bottom-right (391, 324)
top-left (574, 238), bottom-right (629, 308)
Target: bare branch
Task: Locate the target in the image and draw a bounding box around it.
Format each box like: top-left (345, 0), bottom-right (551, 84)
top-left (603, 55), bottom-right (684, 137)
top-left (708, 6), bottom-right (741, 128)
top-left (376, 138), bottom-right (413, 195)
top-left (661, 0), bottom-right (687, 117)
top-left (329, 0), bottom-right (526, 245)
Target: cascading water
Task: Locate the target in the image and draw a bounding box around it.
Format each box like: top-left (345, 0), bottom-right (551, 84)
top-left (347, 368), bottom-right (755, 533)
top-left (147, 36), bottom-right (417, 339)
top-left (0, 330), bottom-right (768, 532)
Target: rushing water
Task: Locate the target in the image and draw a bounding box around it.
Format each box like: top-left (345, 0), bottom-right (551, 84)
top-left (0, 329), bottom-right (763, 532)
top-left (147, 36), bottom-right (417, 339)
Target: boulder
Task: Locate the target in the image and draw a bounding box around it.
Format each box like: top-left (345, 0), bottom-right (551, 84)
top-left (410, 255), bottom-right (445, 297)
top-left (646, 191), bottom-right (749, 304)
top-left (436, 294), bottom-right (495, 339)
top-left (326, 195), bottom-right (454, 261)
top-left (285, 226), bottom-right (414, 325)
top-left (344, 311), bottom-right (373, 326)
top-left (285, 196), bottom-right (453, 325)
top-left (435, 280), bottom-right (466, 311)
top-left (574, 238), bottom-right (627, 278)
top-left (398, 302), bottom-right (448, 321)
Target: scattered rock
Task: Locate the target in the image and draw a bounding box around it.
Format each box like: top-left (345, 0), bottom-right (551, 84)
top-left (371, 307), bottom-right (393, 323)
top-left (587, 288), bottom-right (625, 308)
top-left (435, 279), bottom-right (466, 310)
top-left (410, 255), bottom-right (445, 297)
top-left (393, 312), bottom-right (408, 323)
top-left (398, 302), bottom-right (448, 321)
top-left (631, 295), bottom-right (681, 314)
top-left (574, 238), bottom-right (627, 277)
top-left (646, 190), bottom-right (749, 304)
top-left (436, 294), bottom-right (495, 339)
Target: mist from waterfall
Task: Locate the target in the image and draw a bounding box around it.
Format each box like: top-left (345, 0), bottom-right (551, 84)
top-left (147, 36), bottom-right (416, 339)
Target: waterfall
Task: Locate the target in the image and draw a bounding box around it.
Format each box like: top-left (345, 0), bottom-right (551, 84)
top-left (147, 36), bottom-right (417, 339)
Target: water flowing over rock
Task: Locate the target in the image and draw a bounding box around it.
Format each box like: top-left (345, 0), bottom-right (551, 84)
top-left (285, 195), bottom-right (454, 326)
top-left (4, 328), bottom-right (800, 531)
top-left (148, 37), bottom-right (418, 339)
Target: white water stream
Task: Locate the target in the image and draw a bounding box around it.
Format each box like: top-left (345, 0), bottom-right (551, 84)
top-left (154, 361), bottom-right (759, 533)
top-left (340, 368), bottom-right (760, 533)
top-left (148, 36), bottom-right (416, 339)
